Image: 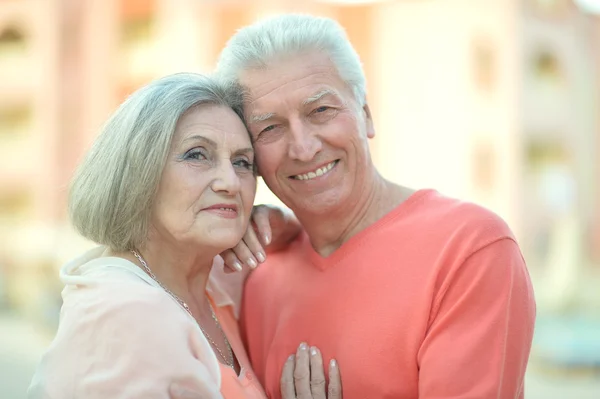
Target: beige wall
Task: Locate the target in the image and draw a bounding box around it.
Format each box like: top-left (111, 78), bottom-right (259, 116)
top-left (372, 0), bottom-right (521, 231)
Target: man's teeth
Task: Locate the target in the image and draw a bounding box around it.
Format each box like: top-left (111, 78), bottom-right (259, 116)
top-left (294, 161), bottom-right (336, 181)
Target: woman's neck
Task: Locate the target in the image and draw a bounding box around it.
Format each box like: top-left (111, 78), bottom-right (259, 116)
top-left (106, 240), bottom-right (238, 370)
top-left (108, 239), bottom-right (218, 310)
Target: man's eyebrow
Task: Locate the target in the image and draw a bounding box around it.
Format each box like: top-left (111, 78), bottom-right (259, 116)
top-left (233, 147), bottom-right (254, 157)
top-left (249, 112), bottom-right (275, 124)
top-left (248, 89), bottom-right (338, 123)
top-left (302, 89), bottom-right (337, 106)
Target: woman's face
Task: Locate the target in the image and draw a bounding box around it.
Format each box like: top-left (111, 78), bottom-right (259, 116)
top-left (150, 104), bottom-right (257, 251)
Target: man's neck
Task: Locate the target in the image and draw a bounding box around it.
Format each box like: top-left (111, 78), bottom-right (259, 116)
top-left (297, 173), bottom-right (414, 257)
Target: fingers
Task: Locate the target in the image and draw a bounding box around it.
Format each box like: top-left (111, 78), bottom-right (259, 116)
top-left (280, 343), bottom-right (341, 399)
top-left (294, 343), bottom-right (312, 399)
top-left (328, 359), bottom-right (342, 399)
top-left (309, 346), bottom-right (327, 399)
top-left (233, 225), bottom-right (265, 268)
top-left (252, 204), bottom-right (273, 246)
top-left (220, 249), bottom-right (243, 273)
top-left (280, 355), bottom-right (296, 399)
top-left (220, 221), bottom-right (266, 273)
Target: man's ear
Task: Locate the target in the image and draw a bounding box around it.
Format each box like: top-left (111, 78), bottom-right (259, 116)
top-left (363, 103), bottom-right (375, 139)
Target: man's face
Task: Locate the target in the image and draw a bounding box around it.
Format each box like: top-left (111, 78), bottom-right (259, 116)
top-left (240, 51), bottom-right (375, 216)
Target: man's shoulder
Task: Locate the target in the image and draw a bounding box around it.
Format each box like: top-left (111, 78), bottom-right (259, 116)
top-left (427, 190), bottom-right (511, 232)
top-left (385, 189), bottom-right (515, 247)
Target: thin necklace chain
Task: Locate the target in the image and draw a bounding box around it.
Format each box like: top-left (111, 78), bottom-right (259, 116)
top-left (130, 249), bottom-right (234, 368)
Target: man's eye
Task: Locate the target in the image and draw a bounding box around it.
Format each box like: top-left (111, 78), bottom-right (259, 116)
top-left (261, 125), bottom-right (276, 134)
top-left (314, 106), bottom-right (329, 113)
top-left (233, 159), bottom-right (254, 170)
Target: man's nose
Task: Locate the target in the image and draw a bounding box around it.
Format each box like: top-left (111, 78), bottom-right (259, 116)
top-left (287, 120), bottom-right (322, 162)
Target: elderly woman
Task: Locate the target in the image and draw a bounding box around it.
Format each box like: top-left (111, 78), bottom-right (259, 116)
top-left (27, 73), bottom-right (340, 399)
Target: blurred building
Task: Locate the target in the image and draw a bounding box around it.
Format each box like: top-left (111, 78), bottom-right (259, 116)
top-left (0, 0), bottom-right (379, 314)
top-left (0, 0), bottom-right (598, 319)
top-left (1, 1), bottom-right (600, 395)
top-left (518, 0), bottom-right (600, 313)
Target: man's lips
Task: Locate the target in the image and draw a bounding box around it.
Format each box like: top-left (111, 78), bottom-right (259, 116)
top-left (289, 160), bottom-right (339, 181)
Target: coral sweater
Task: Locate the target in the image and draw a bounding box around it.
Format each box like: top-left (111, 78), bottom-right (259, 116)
top-left (240, 189), bottom-right (536, 399)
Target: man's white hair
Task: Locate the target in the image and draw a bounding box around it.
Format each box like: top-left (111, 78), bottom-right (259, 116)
top-left (216, 14), bottom-right (367, 105)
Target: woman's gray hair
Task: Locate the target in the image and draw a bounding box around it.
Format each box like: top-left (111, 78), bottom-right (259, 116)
top-left (216, 14), bottom-right (367, 105)
top-left (69, 73), bottom-right (245, 252)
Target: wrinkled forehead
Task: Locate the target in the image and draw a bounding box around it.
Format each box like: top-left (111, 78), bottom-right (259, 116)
top-left (173, 104), bottom-right (253, 149)
top-left (237, 55), bottom-right (353, 113)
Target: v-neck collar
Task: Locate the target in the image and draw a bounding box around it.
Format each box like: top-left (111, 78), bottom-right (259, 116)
top-left (304, 189), bottom-right (436, 271)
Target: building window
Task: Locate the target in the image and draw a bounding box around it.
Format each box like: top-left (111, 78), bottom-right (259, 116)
top-left (0, 104), bottom-right (32, 139)
top-left (532, 0), bottom-right (569, 12)
top-left (119, 0), bottom-right (156, 81)
top-left (530, 49), bottom-right (566, 98)
top-left (0, 25), bottom-right (28, 60)
top-left (121, 16), bottom-right (154, 48)
top-left (533, 51), bottom-right (562, 83)
top-left (0, 190), bottom-right (32, 222)
top-left (472, 38), bottom-right (496, 94)
top-left (119, 0), bottom-right (155, 50)
top-left (471, 141), bottom-right (495, 193)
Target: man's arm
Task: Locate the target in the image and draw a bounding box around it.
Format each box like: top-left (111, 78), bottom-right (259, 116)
top-left (418, 238), bottom-right (536, 398)
top-left (255, 204), bottom-right (302, 253)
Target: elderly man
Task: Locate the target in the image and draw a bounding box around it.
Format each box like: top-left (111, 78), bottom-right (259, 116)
top-left (215, 14), bottom-right (535, 399)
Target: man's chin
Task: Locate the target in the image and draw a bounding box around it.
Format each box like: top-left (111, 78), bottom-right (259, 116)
top-left (284, 192), bottom-right (346, 217)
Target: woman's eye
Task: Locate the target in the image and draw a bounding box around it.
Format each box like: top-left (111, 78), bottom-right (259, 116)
top-left (184, 148), bottom-right (206, 160)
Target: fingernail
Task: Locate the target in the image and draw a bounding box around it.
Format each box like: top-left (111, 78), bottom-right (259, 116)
top-left (288, 354), bottom-right (295, 361)
top-left (299, 342), bottom-right (308, 351)
top-left (232, 260), bottom-right (242, 271)
top-left (263, 234), bottom-right (271, 245)
top-left (310, 347), bottom-right (318, 356)
top-left (256, 251), bottom-right (266, 263)
top-left (330, 359), bottom-right (337, 368)
top-left (247, 258), bottom-right (257, 269)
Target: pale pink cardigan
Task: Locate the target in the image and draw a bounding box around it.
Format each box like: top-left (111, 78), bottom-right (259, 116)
top-left (28, 246), bottom-right (246, 399)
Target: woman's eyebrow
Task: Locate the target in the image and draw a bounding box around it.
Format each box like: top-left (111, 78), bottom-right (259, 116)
top-left (181, 135), bottom-right (216, 147)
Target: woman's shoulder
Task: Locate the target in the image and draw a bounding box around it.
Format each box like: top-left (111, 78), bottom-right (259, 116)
top-left (30, 257), bottom-right (221, 399)
top-left (57, 247), bottom-right (190, 327)
top-left (60, 246), bottom-right (158, 288)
